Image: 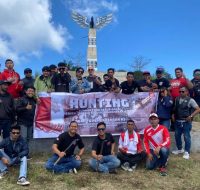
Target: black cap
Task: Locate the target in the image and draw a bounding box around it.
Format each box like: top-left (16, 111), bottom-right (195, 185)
top-left (58, 62), bottom-right (66, 67)
top-left (0, 80), bottom-right (11, 85)
top-left (143, 71), bottom-right (150, 75)
top-left (156, 68), bottom-right (164, 74)
top-left (42, 66), bottom-right (50, 72)
top-left (49, 64), bottom-right (57, 70)
top-left (24, 68), bottom-right (32, 73)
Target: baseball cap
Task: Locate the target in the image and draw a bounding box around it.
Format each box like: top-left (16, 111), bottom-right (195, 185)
top-left (149, 113), bottom-right (158, 119)
top-left (0, 80), bottom-right (11, 85)
top-left (143, 71), bottom-right (150, 75)
top-left (156, 68), bottom-right (164, 74)
top-left (24, 68), bottom-right (32, 73)
top-left (42, 66), bottom-right (50, 72)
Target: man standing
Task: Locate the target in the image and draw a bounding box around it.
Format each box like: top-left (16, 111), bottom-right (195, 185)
top-left (170, 67), bottom-right (193, 100)
top-left (120, 72), bottom-right (139, 94)
top-left (45, 121), bottom-right (84, 173)
top-left (51, 62), bottom-right (71, 92)
top-left (172, 87), bottom-right (200, 159)
top-left (0, 125), bottom-right (30, 185)
top-left (0, 59), bottom-right (23, 98)
top-left (89, 122), bottom-right (120, 173)
top-left (22, 68), bottom-right (35, 91)
top-left (117, 120), bottom-right (145, 172)
top-left (0, 80), bottom-right (15, 138)
top-left (16, 86), bottom-right (36, 144)
top-left (191, 69), bottom-right (200, 107)
top-left (106, 68), bottom-right (120, 93)
top-left (138, 71), bottom-right (158, 92)
top-left (34, 66), bottom-right (54, 95)
top-left (144, 113), bottom-right (170, 176)
top-left (153, 68), bottom-right (170, 90)
top-left (84, 66), bottom-right (102, 92)
top-left (70, 67), bottom-right (91, 94)
top-left (156, 87), bottom-right (173, 130)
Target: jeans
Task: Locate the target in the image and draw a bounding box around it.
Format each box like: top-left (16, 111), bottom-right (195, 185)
top-left (159, 119), bottom-right (171, 131)
top-left (146, 148), bottom-right (169, 170)
top-left (89, 155), bottom-right (120, 173)
top-left (19, 124), bottom-right (33, 143)
top-left (0, 150), bottom-right (27, 178)
top-left (0, 120), bottom-right (12, 139)
top-left (175, 121), bottom-right (192, 153)
top-left (117, 151), bottom-right (146, 167)
top-left (45, 154), bottom-right (81, 173)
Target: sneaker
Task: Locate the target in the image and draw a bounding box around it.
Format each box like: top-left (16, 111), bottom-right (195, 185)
top-left (159, 167), bottom-right (168, 176)
top-left (183, 152), bottom-right (190, 160)
top-left (0, 170), bottom-right (8, 179)
top-left (131, 164), bottom-right (137, 170)
top-left (17, 177), bottom-right (30, 186)
top-left (73, 168), bottom-right (78, 174)
top-left (172, 149), bottom-right (184, 155)
top-left (121, 162), bottom-right (129, 171)
top-left (69, 168), bottom-right (78, 174)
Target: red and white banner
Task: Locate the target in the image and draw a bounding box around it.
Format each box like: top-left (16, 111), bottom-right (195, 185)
top-left (34, 92), bottom-right (158, 138)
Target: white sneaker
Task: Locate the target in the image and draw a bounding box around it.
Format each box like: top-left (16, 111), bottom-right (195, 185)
top-left (17, 177), bottom-right (30, 186)
top-left (183, 152), bottom-right (190, 160)
top-left (131, 164), bottom-right (137, 170)
top-left (121, 162), bottom-right (129, 171)
top-left (172, 149), bottom-right (184, 155)
top-left (73, 168), bottom-right (78, 174)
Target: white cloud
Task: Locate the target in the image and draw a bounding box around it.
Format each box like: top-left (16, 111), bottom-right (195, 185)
top-left (0, 0), bottom-right (71, 62)
top-left (66, 0), bottom-right (118, 19)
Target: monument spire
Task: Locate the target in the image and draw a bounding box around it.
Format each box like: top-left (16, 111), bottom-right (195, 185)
top-left (71, 11), bottom-right (112, 70)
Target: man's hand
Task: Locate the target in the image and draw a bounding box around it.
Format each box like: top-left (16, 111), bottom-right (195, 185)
top-left (186, 116), bottom-right (192, 122)
top-left (147, 153), bottom-right (153, 161)
top-left (75, 155), bottom-right (81, 160)
top-left (154, 146), bottom-right (161, 157)
top-left (119, 148), bottom-right (126, 154)
top-left (26, 103), bottom-right (32, 110)
top-left (58, 152), bottom-right (66, 158)
top-left (96, 155), bottom-right (103, 161)
top-left (2, 157), bottom-right (10, 166)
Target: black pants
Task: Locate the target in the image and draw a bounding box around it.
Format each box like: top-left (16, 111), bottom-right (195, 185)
top-left (117, 151), bottom-right (146, 167)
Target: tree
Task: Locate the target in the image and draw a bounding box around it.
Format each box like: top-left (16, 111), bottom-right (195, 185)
top-left (131, 55), bottom-right (151, 71)
top-left (133, 70), bottom-right (143, 81)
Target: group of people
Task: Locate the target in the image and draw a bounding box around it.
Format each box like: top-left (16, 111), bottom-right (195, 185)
top-left (0, 58), bottom-right (200, 185)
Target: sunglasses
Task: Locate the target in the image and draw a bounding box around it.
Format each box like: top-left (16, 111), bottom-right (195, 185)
top-left (59, 68), bottom-right (65, 70)
top-left (88, 69), bottom-right (94, 71)
top-left (179, 91), bottom-right (185, 93)
top-left (78, 70), bottom-right (84, 74)
top-left (12, 132), bottom-right (20, 135)
top-left (25, 71), bottom-right (32, 74)
top-left (97, 128), bottom-right (105, 131)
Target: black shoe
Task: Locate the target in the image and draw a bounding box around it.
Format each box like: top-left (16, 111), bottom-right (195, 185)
top-left (109, 169), bottom-right (117, 174)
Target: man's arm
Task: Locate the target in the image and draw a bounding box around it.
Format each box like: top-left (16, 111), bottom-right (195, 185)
top-left (52, 144), bottom-right (65, 158)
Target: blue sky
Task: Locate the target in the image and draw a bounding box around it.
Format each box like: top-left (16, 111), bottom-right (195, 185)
top-left (0, 0), bottom-right (200, 79)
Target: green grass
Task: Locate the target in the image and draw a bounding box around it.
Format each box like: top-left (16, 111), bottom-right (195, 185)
top-left (1, 153), bottom-right (200, 190)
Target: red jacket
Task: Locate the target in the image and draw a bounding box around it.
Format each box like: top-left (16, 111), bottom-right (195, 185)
top-left (144, 124), bottom-right (170, 155)
top-left (0, 69), bottom-right (23, 98)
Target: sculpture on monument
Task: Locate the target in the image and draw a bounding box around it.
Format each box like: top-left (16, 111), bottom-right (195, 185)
top-left (71, 11), bottom-right (112, 70)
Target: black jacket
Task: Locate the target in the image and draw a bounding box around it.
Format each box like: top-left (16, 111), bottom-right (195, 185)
top-left (0, 136), bottom-right (29, 159)
top-left (16, 95), bottom-right (36, 125)
top-left (0, 92), bottom-right (15, 121)
top-left (51, 73), bottom-right (71, 92)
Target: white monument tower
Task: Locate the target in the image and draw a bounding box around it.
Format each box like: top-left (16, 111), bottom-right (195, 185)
top-left (72, 11), bottom-right (112, 70)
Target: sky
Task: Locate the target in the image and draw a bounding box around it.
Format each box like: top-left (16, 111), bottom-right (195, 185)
top-left (0, 0), bottom-right (200, 79)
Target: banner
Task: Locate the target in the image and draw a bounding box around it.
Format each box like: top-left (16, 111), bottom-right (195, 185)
top-left (34, 92), bottom-right (158, 138)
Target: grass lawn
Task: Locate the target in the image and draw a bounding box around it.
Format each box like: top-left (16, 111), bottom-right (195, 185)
top-left (1, 153), bottom-right (200, 190)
